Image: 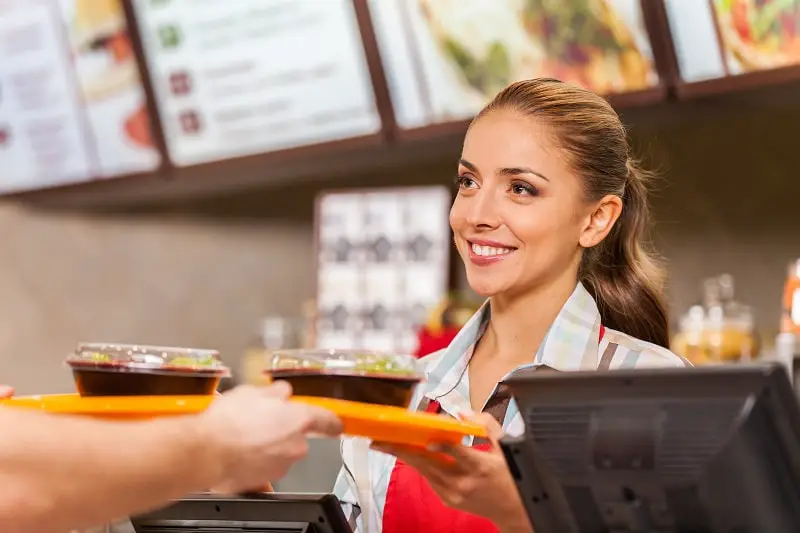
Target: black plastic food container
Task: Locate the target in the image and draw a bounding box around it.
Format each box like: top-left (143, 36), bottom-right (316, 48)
top-left (263, 349), bottom-right (423, 408)
top-left (67, 343), bottom-right (231, 397)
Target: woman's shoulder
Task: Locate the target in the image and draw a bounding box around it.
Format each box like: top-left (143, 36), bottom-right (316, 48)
top-left (602, 327), bottom-right (692, 369)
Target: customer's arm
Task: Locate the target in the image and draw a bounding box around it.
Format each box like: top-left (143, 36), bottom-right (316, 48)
top-left (0, 407), bottom-right (217, 533)
top-left (0, 383), bottom-right (341, 533)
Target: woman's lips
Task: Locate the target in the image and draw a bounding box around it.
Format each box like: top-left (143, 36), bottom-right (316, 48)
top-left (467, 240), bottom-right (516, 266)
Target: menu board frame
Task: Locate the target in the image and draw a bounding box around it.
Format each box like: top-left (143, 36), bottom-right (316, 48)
top-left (658, 0), bottom-right (800, 100)
top-left (361, 0), bottom-right (676, 143)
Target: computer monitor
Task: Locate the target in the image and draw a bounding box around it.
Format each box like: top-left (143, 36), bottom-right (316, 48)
top-left (499, 362), bottom-right (800, 533)
top-left (130, 493), bottom-right (351, 533)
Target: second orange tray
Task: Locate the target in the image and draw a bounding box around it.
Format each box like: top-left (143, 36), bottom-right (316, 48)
top-left (0, 394), bottom-right (486, 447)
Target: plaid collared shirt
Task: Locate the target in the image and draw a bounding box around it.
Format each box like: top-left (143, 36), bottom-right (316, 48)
top-left (333, 283), bottom-right (690, 532)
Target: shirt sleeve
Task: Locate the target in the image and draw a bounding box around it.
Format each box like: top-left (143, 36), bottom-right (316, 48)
top-left (332, 438), bottom-right (363, 532)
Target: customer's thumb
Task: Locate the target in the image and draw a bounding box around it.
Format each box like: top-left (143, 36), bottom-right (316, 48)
top-left (303, 406), bottom-right (344, 437)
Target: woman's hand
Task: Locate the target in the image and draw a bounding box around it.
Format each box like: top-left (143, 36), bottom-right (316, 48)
top-left (0, 385), bottom-right (13, 398)
top-left (371, 413), bottom-right (533, 533)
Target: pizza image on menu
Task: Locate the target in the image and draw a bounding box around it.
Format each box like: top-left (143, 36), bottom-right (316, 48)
top-left (68, 0), bottom-right (154, 150)
top-left (418, 0), bottom-right (655, 101)
top-left (714, 0), bottom-right (800, 72)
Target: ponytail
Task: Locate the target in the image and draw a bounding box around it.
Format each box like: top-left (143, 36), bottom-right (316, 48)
top-left (580, 161), bottom-right (670, 348)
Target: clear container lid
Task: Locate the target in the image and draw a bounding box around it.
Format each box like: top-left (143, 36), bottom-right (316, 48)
top-left (66, 343), bottom-right (231, 376)
top-left (264, 349), bottom-right (423, 380)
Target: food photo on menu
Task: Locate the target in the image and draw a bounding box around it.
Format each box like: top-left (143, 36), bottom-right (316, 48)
top-left (714, 0), bottom-right (800, 73)
top-left (61, 0), bottom-right (160, 177)
top-left (412, 0), bottom-right (658, 110)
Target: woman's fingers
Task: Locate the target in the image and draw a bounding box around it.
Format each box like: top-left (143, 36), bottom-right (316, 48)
top-left (460, 411), bottom-right (504, 444)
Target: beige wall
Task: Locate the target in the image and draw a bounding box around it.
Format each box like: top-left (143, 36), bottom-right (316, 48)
top-left (1, 84), bottom-right (798, 490)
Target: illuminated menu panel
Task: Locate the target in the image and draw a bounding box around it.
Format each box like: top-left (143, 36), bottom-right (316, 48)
top-left (59, 0), bottom-right (161, 178)
top-left (0, 0), bottom-right (94, 192)
top-left (0, 0), bottom-right (160, 194)
top-left (133, 0), bottom-right (381, 167)
top-left (368, 0), bottom-right (660, 129)
top-left (664, 0), bottom-right (800, 83)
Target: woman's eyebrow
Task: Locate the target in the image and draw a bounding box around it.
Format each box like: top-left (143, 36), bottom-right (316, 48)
top-left (498, 166), bottom-right (550, 182)
top-left (458, 158), bottom-right (479, 173)
top-left (459, 158), bottom-right (549, 182)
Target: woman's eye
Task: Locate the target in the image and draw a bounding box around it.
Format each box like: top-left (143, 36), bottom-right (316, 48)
top-left (511, 181), bottom-right (538, 196)
top-left (455, 175), bottom-right (478, 189)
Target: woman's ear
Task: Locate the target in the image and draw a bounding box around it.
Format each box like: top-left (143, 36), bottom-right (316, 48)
top-left (579, 195), bottom-right (623, 248)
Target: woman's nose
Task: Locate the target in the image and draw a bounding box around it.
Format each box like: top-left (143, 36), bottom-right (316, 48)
top-left (465, 190), bottom-right (500, 228)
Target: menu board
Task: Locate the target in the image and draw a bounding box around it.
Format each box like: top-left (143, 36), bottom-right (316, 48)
top-left (133, 0), bottom-right (381, 167)
top-left (59, 0), bottom-right (161, 177)
top-left (368, 0), bottom-right (660, 129)
top-left (315, 187), bottom-right (451, 354)
top-left (0, 0), bottom-right (93, 192)
top-left (0, 0), bottom-right (160, 194)
top-left (664, 0), bottom-right (800, 84)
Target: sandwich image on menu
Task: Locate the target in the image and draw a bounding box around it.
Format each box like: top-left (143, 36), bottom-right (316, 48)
top-left (714, 0), bottom-right (800, 73)
top-left (61, 0), bottom-right (160, 176)
top-left (418, 0), bottom-right (656, 104)
top-left (417, 0), bottom-right (546, 110)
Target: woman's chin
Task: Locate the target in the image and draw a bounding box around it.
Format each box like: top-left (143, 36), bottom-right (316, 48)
top-left (466, 276), bottom-right (506, 298)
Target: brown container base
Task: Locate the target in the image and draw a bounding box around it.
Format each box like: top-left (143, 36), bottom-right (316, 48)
top-left (269, 372), bottom-right (419, 408)
top-left (73, 370), bottom-right (221, 397)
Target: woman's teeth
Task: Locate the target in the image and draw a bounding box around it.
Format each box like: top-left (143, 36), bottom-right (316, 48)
top-left (471, 243), bottom-right (514, 257)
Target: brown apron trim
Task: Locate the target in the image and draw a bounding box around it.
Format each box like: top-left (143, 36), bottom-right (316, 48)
top-left (473, 384), bottom-right (512, 447)
top-left (598, 342), bottom-right (619, 370)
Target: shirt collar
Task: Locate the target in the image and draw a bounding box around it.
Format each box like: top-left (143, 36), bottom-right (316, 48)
top-left (421, 282), bottom-right (602, 410)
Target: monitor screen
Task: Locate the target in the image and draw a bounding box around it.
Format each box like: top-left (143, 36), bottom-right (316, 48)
top-left (500, 363), bottom-right (800, 533)
top-left (130, 493), bottom-right (351, 533)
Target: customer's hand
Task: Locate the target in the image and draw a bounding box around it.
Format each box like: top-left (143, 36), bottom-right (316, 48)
top-left (0, 385), bottom-right (13, 398)
top-left (197, 382), bottom-right (343, 494)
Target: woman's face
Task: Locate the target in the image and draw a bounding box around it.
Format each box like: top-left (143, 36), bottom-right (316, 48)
top-left (449, 109), bottom-right (593, 298)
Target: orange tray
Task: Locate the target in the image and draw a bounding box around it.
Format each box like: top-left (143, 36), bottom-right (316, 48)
top-left (0, 394), bottom-right (486, 447)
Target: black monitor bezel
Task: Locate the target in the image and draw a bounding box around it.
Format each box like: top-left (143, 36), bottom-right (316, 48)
top-left (130, 492), bottom-right (351, 533)
top-left (499, 362), bottom-right (800, 533)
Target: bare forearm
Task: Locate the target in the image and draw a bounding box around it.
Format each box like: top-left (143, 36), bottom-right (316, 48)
top-left (0, 408), bottom-right (220, 533)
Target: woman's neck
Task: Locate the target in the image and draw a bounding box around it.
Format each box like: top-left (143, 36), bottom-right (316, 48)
top-left (481, 275), bottom-right (579, 364)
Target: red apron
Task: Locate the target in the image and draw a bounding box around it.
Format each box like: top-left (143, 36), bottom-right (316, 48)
top-left (382, 325), bottom-right (607, 532)
top-left (382, 398), bottom-right (499, 533)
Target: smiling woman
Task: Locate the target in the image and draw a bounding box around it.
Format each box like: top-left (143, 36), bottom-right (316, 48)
top-left (332, 78), bottom-right (690, 533)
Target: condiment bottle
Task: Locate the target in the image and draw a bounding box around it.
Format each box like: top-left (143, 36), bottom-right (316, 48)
top-left (781, 259), bottom-right (800, 335)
